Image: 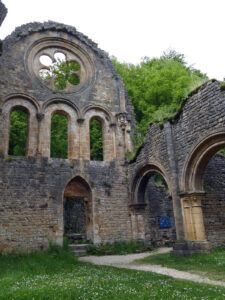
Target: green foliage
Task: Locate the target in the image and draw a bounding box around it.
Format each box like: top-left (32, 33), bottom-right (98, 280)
top-left (153, 173), bottom-right (168, 192)
top-left (50, 114), bottom-right (68, 158)
top-left (112, 49), bottom-right (208, 137)
top-left (136, 246), bottom-right (225, 282)
top-left (220, 82), bottom-right (225, 91)
top-left (40, 59), bottom-right (80, 91)
top-left (218, 148), bottom-right (225, 157)
top-left (87, 240), bottom-right (152, 256)
top-left (8, 110), bottom-right (28, 156)
top-left (90, 119), bottom-right (103, 161)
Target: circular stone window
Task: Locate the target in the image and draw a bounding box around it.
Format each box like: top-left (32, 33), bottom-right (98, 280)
top-left (26, 38), bottom-right (95, 93)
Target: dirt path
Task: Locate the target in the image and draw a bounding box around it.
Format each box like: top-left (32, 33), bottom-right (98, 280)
top-left (79, 247), bottom-right (225, 288)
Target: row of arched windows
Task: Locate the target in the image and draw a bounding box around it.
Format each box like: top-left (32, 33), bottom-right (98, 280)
top-left (8, 108), bottom-right (104, 161)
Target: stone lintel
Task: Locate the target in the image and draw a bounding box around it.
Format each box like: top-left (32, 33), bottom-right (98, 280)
top-left (129, 203), bottom-right (147, 212)
top-left (171, 240), bottom-right (212, 256)
top-left (180, 191), bottom-right (206, 198)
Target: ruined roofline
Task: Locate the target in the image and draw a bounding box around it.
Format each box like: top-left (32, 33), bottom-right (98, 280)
top-left (2, 20), bottom-right (132, 105)
top-left (3, 20), bottom-right (104, 55)
top-left (148, 79), bottom-right (221, 129)
top-left (0, 1), bottom-right (7, 27)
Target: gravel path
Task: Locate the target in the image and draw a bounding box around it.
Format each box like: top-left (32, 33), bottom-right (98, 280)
top-left (79, 247), bottom-right (225, 288)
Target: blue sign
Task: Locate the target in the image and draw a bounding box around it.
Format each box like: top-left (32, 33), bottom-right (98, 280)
top-left (159, 217), bottom-right (171, 228)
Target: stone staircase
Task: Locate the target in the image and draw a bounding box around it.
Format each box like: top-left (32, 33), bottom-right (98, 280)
top-left (67, 233), bottom-right (91, 257)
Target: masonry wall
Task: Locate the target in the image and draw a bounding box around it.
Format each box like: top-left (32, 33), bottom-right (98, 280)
top-left (203, 154), bottom-right (225, 246)
top-left (128, 81), bottom-right (225, 246)
top-left (145, 178), bottom-right (176, 245)
top-left (173, 81), bottom-right (225, 190)
top-left (0, 21), bottom-right (135, 252)
top-left (0, 157), bottom-right (132, 252)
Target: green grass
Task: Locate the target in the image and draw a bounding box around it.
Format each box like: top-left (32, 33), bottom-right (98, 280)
top-left (0, 246), bottom-right (225, 299)
top-left (135, 246), bottom-right (225, 282)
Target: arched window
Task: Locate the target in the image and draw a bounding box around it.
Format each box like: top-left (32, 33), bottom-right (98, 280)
top-left (89, 119), bottom-right (103, 161)
top-left (50, 113), bottom-right (68, 158)
top-left (8, 108), bottom-right (28, 156)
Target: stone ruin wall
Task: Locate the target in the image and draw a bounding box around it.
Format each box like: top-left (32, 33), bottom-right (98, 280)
top-left (128, 81), bottom-right (225, 248)
top-left (0, 1), bottom-right (224, 253)
top-left (0, 21), bottom-right (135, 252)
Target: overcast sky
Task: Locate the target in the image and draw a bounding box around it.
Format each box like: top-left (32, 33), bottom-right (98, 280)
top-left (1, 0), bottom-right (225, 80)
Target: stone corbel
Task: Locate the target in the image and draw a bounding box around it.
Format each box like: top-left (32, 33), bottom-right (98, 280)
top-left (116, 112), bottom-right (128, 131)
top-left (77, 118), bottom-right (85, 125)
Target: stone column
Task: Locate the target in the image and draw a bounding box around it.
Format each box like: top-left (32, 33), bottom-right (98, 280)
top-left (116, 112), bottom-right (128, 159)
top-left (77, 118), bottom-right (85, 159)
top-left (36, 113), bottom-right (45, 154)
top-left (129, 203), bottom-right (147, 241)
top-left (110, 123), bottom-right (117, 159)
top-left (181, 192), bottom-right (206, 241)
top-left (172, 192), bottom-right (212, 255)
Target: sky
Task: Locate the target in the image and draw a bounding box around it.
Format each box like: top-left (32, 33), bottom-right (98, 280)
top-left (1, 0), bottom-right (225, 80)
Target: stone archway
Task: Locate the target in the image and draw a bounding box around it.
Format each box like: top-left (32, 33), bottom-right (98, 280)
top-left (180, 133), bottom-right (225, 248)
top-left (130, 164), bottom-right (175, 245)
top-left (63, 176), bottom-right (92, 241)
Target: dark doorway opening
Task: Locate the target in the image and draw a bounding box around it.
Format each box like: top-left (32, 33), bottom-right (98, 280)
top-left (63, 176), bottom-right (92, 241)
top-left (64, 197), bottom-right (86, 234)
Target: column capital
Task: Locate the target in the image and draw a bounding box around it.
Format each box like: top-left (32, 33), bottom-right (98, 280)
top-left (36, 113), bottom-right (45, 121)
top-left (77, 118), bottom-right (85, 125)
top-left (129, 203), bottom-right (147, 212)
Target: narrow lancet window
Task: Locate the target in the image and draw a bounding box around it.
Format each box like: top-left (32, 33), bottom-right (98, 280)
top-left (90, 119), bottom-right (103, 161)
top-left (51, 113), bottom-right (68, 158)
top-left (8, 109), bottom-right (28, 156)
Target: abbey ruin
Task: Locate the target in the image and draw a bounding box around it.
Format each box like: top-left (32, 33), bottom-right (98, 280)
top-left (0, 1), bottom-right (224, 255)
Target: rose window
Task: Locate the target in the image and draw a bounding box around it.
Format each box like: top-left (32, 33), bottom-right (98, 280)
top-left (38, 50), bottom-right (81, 91)
top-left (26, 38), bottom-right (95, 93)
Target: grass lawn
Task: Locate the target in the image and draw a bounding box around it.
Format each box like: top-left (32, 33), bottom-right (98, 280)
top-left (0, 245), bottom-right (225, 299)
top-left (136, 247), bottom-right (225, 282)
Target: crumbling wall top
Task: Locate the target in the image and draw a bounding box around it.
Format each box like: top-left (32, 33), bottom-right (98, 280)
top-left (0, 0), bottom-right (7, 27)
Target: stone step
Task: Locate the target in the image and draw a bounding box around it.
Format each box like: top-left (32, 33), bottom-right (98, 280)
top-left (66, 233), bottom-right (84, 242)
top-left (72, 249), bottom-right (87, 257)
top-left (69, 243), bottom-right (91, 256)
top-left (69, 243), bottom-right (91, 250)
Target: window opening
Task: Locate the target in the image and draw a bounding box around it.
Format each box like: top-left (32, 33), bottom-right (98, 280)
top-left (50, 113), bottom-right (68, 158)
top-left (90, 119), bottom-right (103, 161)
top-left (8, 109), bottom-right (28, 156)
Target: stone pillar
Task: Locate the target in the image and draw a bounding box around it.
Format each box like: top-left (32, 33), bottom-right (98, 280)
top-left (181, 192), bottom-right (206, 240)
top-left (116, 112), bottom-right (128, 159)
top-left (164, 122), bottom-right (186, 241)
top-left (129, 203), bottom-right (147, 241)
top-left (77, 118), bottom-right (85, 159)
top-left (172, 192), bottom-right (212, 255)
top-left (110, 123), bottom-right (117, 159)
top-left (36, 113), bottom-right (44, 154)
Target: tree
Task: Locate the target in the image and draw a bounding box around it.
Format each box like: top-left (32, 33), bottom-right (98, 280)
top-left (8, 110), bottom-right (28, 156)
top-left (50, 114), bottom-right (68, 158)
top-left (90, 119), bottom-right (103, 161)
top-left (112, 50), bottom-right (208, 135)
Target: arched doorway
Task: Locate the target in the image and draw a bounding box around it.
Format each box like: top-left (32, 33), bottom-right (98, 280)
top-left (63, 176), bottom-right (92, 241)
top-left (131, 164), bottom-right (176, 245)
top-left (182, 132), bottom-right (225, 245)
